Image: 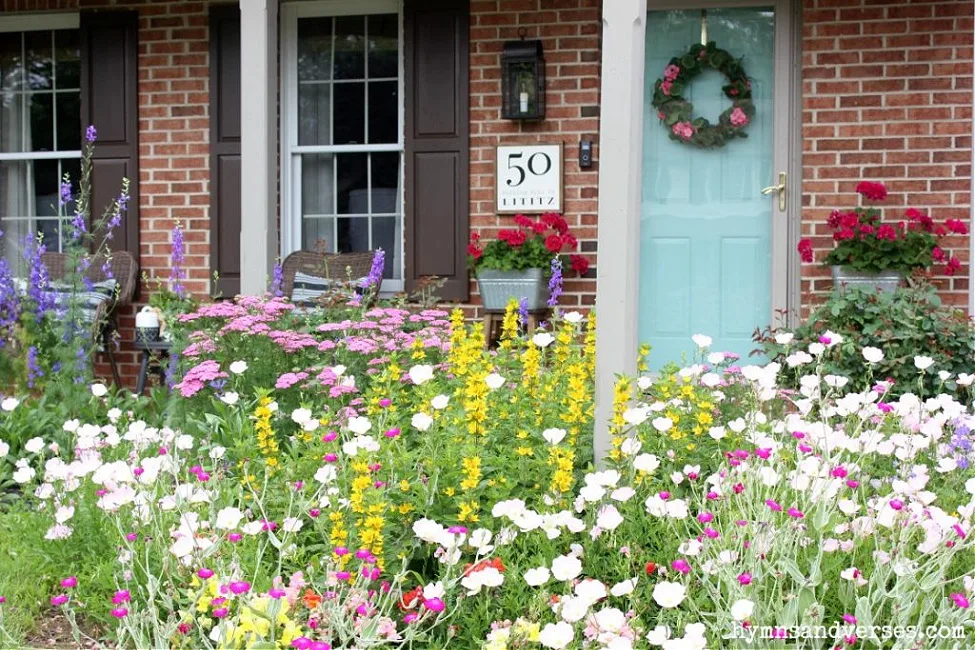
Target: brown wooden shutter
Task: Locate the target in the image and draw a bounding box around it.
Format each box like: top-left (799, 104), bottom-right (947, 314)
top-left (404, 0), bottom-right (470, 302)
top-left (80, 10), bottom-right (139, 256)
top-left (209, 5), bottom-right (242, 298)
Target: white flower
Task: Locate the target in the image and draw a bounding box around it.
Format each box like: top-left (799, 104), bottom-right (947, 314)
top-left (291, 408), bottom-right (313, 425)
top-left (461, 566), bottom-right (504, 595)
top-left (13, 465), bottom-right (35, 484)
top-left (0, 441), bottom-right (8, 458)
top-left (633, 453), bottom-right (660, 473)
top-left (774, 332), bottom-right (794, 345)
top-left (209, 446), bottom-right (226, 460)
top-left (408, 364), bottom-right (435, 385)
top-left (532, 332), bottom-right (555, 348)
top-left (611, 577), bottom-right (637, 597)
top-left (422, 582), bottom-right (445, 600)
top-left (914, 356), bottom-right (934, 371)
top-left (469, 528), bottom-right (493, 549)
top-left (563, 311), bottom-right (583, 324)
top-left (596, 504), bottom-right (624, 531)
top-left (431, 394), bottom-right (450, 410)
top-left (575, 579), bottom-right (607, 605)
top-left (691, 334), bottom-right (712, 349)
top-left (822, 330), bottom-right (843, 347)
top-left (215, 506), bottom-right (244, 530)
top-left (314, 465), bottom-right (337, 484)
top-left (862, 347), bottom-right (884, 364)
top-left (241, 520), bottom-right (264, 536)
top-left (731, 599), bottom-right (754, 621)
top-left (637, 376), bottom-right (653, 390)
top-left (485, 373), bottom-right (506, 390)
top-left (539, 622), bottom-right (574, 649)
top-left (966, 477), bottom-right (975, 495)
top-left (176, 434), bottom-right (194, 450)
top-left (623, 407), bottom-right (649, 426)
top-left (347, 416), bottom-right (372, 435)
top-left (652, 581), bottom-right (686, 608)
top-left (90, 383), bottom-right (108, 398)
top-left (25, 437), bottom-right (45, 454)
top-left (646, 625), bottom-right (671, 646)
top-left (302, 419), bottom-right (320, 432)
top-left (543, 428), bottom-right (567, 445)
top-left (611, 487), bottom-right (635, 502)
top-left (411, 412), bottom-right (433, 431)
top-left (551, 554), bottom-right (583, 581)
top-left (808, 342), bottom-right (825, 356)
top-left (229, 361), bottom-right (248, 374)
top-left (220, 391), bottom-right (239, 406)
top-left (620, 438), bottom-right (642, 456)
top-left (55, 505), bottom-right (75, 524)
top-left (1, 397), bottom-right (19, 412)
top-left (708, 426), bottom-right (726, 440)
top-left (652, 417), bottom-right (673, 433)
top-left (282, 517), bottom-right (303, 533)
top-left (523, 567), bottom-right (551, 587)
top-left (107, 407), bottom-right (122, 421)
top-left (413, 518), bottom-right (450, 545)
top-left (707, 352), bottom-right (725, 365)
top-left (957, 373), bottom-right (975, 387)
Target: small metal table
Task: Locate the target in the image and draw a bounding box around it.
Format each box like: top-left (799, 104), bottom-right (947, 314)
top-left (134, 339), bottom-right (172, 394)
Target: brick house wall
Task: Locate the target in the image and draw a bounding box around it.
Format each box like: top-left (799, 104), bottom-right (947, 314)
top-left (467, 0), bottom-right (601, 314)
top-left (800, 0), bottom-right (974, 314)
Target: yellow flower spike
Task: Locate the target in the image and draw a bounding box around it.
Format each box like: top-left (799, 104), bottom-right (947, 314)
top-left (252, 397), bottom-right (279, 471)
top-left (499, 298), bottom-right (520, 350)
top-left (460, 456), bottom-right (482, 491)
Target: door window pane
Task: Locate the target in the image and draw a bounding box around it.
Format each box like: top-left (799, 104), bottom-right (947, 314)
top-left (333, 82), bottom-right (365, 145)
top-left (368, 81), bottom-right (397, 144)
top-left (333, 16), bottom-right (365, 80)
top-left (54, 30), bottom-right (80, 89)
top-left (368, 14), bottom-right (398, 79)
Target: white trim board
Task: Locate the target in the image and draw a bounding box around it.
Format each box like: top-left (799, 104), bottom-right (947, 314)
top-left (0, 13), bottom-right (79, 31)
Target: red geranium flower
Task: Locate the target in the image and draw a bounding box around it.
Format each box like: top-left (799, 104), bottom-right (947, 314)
top-left (797, 239), bottom-right (814, 263)
top-left (467, 243), bottom-right (483, 259)
top-left (855, 180), bottom-right (887, 201)
top-left (498, 229), bottom-right (527, 248)
top-left (932, 246), bottom-right (946, 262)
top-left (513, 214), bottom-right (533, 229)
top-left (946, 257), bottom-right (962, 275)
top-left (570, 254), bottom-right (589, 275)
top-left (645, 561), bottom-right (657, 576)
top-left (530, 220), bottom-right (548, 235)
top-left (544, 234), bottom-right (564, 254)
top-left (876, 224), bottom-right (897, 241)
top-left (542, 212), bottom-right (569, 235)
top-left (946, 219), bottom-right (968, 235)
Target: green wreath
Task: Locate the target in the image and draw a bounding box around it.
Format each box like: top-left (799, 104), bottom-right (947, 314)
top-left (651, 41), bottom-right (754, 148)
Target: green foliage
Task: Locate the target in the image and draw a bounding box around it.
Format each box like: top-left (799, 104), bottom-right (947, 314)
top-left (758, 281), bottom-right (975, 397)
top-left (650, 41), bottom-right (753, 148)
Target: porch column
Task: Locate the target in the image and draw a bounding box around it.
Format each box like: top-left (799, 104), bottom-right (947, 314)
top-left (238, 0), bottom-right (278, 295)
top-left (593, 0), bottom-right (646, 461)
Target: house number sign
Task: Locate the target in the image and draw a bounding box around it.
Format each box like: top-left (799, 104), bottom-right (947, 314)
top-left (496, 144), bottom-right (563, 213)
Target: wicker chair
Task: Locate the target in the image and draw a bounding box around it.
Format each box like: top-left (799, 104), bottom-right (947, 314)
top-left (280, 250), bottom-right (376, 298)
top-left (41, 251), bottom-right (138, 385)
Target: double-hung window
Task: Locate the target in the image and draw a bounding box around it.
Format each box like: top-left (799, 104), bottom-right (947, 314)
top-left (282, 0), bottom-right (403, 290)
top-left (0, 14), bottom-right (81, 272)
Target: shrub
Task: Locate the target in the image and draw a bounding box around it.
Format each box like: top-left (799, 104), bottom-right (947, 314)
top-left (758, 281), bottom-right (975, 398)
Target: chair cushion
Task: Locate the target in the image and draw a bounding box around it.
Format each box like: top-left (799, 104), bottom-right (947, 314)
top-left (46, 279), bottom-right (118, 326)
top-left (290, 272), bottom-right (336, 305)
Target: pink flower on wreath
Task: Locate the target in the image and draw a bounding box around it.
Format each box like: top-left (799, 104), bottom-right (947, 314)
top-left (672, 122), bottom-right (695, 140)
top-left (663, 64), bottom-right (680, 81)
top-left (661, 81), bottom-right (673, 96)
top-left (730, 107), bottom-right (749, 127)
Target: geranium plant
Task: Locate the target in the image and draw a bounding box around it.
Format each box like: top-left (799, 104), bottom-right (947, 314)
top-left (797, 180), bottom-right (967, 274)
top-left (467, 213), bottom-right (589, 275)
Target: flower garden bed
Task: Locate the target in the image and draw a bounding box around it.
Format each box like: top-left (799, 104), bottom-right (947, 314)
top-left (0, 297), bottom-right (974, 649)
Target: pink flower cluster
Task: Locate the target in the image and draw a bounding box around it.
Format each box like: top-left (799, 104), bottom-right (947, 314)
top-left (672, 122), bottom-right (695, 140)
top-left (660, 64), bottom-right (680, 96)
top-left (729, 107), bottom-right (749, 127)
top-left (175, 360), bottom-right (228, 398)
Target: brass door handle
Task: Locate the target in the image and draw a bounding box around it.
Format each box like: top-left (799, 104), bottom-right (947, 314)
top-left (761, 172), bottom-right (787, 212)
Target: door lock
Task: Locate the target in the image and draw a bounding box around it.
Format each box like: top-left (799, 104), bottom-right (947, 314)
top-left (761, 172), bottom-right (787, 212)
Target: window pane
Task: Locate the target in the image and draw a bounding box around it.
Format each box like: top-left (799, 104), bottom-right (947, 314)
top-left (370, 152), bottom-right (400, 214)
top-left (372, 217), bottom-right (399, 279)
top-left (341, 217), bottom-right (370, 255)
top-left (0, 34), bottom-right (22, 90)
top-left (336, 152), bottom-right (367, 214)
top-left (25, 30), bottom-right (52, 90)
top-left (61, 157), bottom-right (81, 217)
top-left (55, 30), bottom-right (80, 89)
top-left (367, 81), bottom-right (397, 144)
top-left (56, 92), bottom-right (80, 150)
top-left (34, 158), bottom-right (60, 217)
top-left (333, 82), bottom-right (364, 145)
top-left (334, 16), bottom-right (365, 80)
top-left (298, 84), bottom-right (331, 146)
top-left (36, 218), bottom-right (60, 251)
top-left (301, 153), bottom-right (335, 215)
top-left (367, 14), bottom-right (398, 78)
top-left (28, 93), bottom-right (54, 152)
top-left (0, 93), bottom-right (26, 153)
top-left (302, 217), bottom-right (335, 254)
top-left (297, 17), bottom-right (333, 83)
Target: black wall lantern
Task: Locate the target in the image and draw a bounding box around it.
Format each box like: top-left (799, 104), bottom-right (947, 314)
top-left (501, 38), bottom-right (545, 120)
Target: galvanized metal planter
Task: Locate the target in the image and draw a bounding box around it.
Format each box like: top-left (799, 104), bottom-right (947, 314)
top-left (831, 266), bottom-right (903, 294)
top-left (476, 268), bottom-right (548, 311)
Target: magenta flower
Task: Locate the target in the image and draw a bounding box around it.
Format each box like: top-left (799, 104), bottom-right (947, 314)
top-left (787, 507), bottom-right (804, 519)
top-left (404, 612), bottom-right (419, 624)
top-left (950, 593), bottom-right (970, 609)
top-left (0, 596), bottom-right (6, 604)
top-left (268, 589), bottom-right (286, 599)
top-left (423, 597), bottom-right (445, 612)
top-left (336, 571), bottom-right (351, 581)
top-left (733, 483), bottom-right (744, 494)
top-left (738, 573), bottom-right (752, 586)
top-left (227, 533), bottom-right (242, 543)
top-left (831, 466), bottom-right (848, 478)
top-left (798, 443), bottom-right (812, 453)
top-left (113, 590), bottom-right (131, 604)
top-left (309, 508), bottom-right (321, 518)
top-left (198, 568), bottom-right (214, 579)
top-left (889, 499), bottom-right (904, 511)
top-left (379, 398), bottom-right (392, 408)
top-left (111, 607), bottom-right (128, 618)
top-left (842, 614), bottom-right (857, 624)
top-left (334, 546), bottom-right (349, 556)
top-left (322, 431), bottom-right (338, 442)
top-left (384, 428), bottom-right (401, 438)
top-left (355, 548), bottom-right (372, 560)
top-left (324, 453), bottom-right (338, 463)
top-left (703, 527), bottom-right (719, 539)
top-left (659, 491), bottom-right (671, 500)
top-left (672, 559), bottom-right (691, 574)
top-left (953, 524), bottom-right (967, 538)
top-left (765, 499), bottom-right (782, 512)
top-left (754, 448), bottom-right (771, 459)
top-left (447, 526), bottom-right (468, 534)
top-left (291, 638), bottom-right (313, 650)
top-left (61, 576), bottom-right (77, 589)
top-left (846, 480), bottom-right (859, 488)
top-left (125, 532), bottom-right (138, 542)
top-left (697, 512), bottom-right (714, 523)
top-left (212, 607), bottom-right (229, 618)
top-left (706, 491), bottom-right (719, 500)
top-left (229, 581), bottom-right (251, 595)
top-left (51, 594), bottom-right (69, 606)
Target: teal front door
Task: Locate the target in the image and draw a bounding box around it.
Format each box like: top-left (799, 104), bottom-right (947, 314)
top-left (639, 5), bottom-right (790, 369)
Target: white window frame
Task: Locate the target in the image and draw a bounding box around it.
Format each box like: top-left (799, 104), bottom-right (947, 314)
top-left (280, 0), bottom-right (405, 293)
top-left (0, 13), bottom-right (82, 256)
